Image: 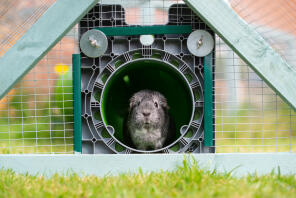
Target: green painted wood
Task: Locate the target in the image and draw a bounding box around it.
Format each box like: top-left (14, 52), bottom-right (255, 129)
top-left (184, 0), bottom-right (296, 111)
top-left (73, 54), bottom-right (82, 153)
top-left (204, 53), bottom-right (213, 146)
top-left (96, 25), bottom-right (192, 36)
top-left (0, 0), bottom-right (98, 100)
top-left (0, 154), bottom-right (295, 177)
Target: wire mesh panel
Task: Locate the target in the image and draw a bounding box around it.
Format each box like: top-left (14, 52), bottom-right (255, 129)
top-left (0, 0), bottom-right (295, 154)
top-left (0, 0), bottom-right (75, 154)
top-left (214, 0), bottom-right (296, 153)
top-left (0, 0), bottom-right (56, 57)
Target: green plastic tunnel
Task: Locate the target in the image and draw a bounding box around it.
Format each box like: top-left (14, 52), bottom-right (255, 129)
top-left (100, 59), bottom-right (194, 148)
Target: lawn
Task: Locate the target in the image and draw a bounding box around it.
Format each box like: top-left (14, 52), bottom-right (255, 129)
top-left (0, 160), bottom-right (295, 198)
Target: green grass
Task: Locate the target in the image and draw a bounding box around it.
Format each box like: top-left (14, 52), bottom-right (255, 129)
top-left (0, 160), bottom-right (295, 198)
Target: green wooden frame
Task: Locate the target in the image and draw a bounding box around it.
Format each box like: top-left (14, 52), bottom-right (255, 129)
top-left (184, 0), bottom-right (296, 111)
top-left (73, 54), bottom-right (82, 153)
top-left (96, 25), bottom-right (193, 36)
top-left (0, 153), bottom-right (295, 177)
top-left (204, 53), bottom-right (214, 146)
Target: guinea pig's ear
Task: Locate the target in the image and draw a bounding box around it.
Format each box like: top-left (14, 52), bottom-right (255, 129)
top-left (160, 97), bottom-right (169, 110)
top-left (129, 95), bottom-right (138, 109)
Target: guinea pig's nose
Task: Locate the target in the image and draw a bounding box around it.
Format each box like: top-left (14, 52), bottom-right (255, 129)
top-left (142, 112), bottom-right (150, 117)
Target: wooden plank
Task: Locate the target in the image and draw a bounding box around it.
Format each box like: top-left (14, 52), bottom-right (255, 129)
top-left (0, 0), bottom-right (98, 99)
top-left (72, 54), bottom-right (82, 153)
top-left (0, 153), bottom-right (295, 177)
top-left (184, 0), bottom-right (296, 111)
top-left (96, 25), bottom-right (193, 36)
top-left (204, 53), bottom-right (213, 146)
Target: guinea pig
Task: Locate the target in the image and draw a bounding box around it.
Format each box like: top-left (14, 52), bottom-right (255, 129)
top-left (126, 90), bottom-right (170, 150)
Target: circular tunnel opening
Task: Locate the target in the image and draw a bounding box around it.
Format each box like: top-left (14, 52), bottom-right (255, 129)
top-left (100, 59), bottom-right (194, 150)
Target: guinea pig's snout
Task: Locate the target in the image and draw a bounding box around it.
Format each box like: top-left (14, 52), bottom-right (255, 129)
top-left (140, 101), bottom-right (153, 119)
top-left (142, 111), bottom-right (151, 117)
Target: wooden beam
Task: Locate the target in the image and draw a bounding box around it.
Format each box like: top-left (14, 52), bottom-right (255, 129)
top-left (96, 25), bottom-right (193, 36)
top-left (185, 0), bottom-right (296, 111)
top-left (204, 53), bottom-right (214, 146)
top-left (0, 0), bottom-right (98, 99)
top-left (73, 54), bottom-right (82, 153)
top-left (0, 154), bottom-right (296, 177)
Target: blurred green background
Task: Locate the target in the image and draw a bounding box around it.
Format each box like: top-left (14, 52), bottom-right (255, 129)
top-left (0, 70), bottom-right (73, 154)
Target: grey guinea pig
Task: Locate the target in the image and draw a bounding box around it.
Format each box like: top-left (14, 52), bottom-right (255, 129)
top-left (127, 90), bottom-right (170, 150)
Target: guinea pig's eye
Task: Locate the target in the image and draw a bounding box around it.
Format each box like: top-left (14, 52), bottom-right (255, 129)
top-left (154, 102), bottom-right (158, 108)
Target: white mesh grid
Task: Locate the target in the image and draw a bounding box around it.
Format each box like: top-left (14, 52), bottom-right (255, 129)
top-left (215, 36), bottom-right (296, 153)
top-left (0, 0), bottom-right (74, 154)
top-left (0, 0), bottom-right (56, 57)
top-left (0, 0), bottom-right (295, 154)
top-left (213, 0), bottom-right (296, 153)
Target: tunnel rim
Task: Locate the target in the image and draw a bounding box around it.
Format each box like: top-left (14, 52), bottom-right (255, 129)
top-left (93, 49), bottom-right (202, 153)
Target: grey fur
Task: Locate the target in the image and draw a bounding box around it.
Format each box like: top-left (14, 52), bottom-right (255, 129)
top-left (127, 90), bottom-right (170, 150)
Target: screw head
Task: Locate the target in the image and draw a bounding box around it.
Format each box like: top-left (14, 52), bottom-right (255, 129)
top-left (80, 29), bottom-right (108, 58)
top-left (187, 30), bottom-right (214, 57)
